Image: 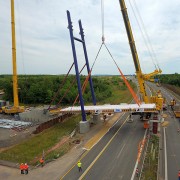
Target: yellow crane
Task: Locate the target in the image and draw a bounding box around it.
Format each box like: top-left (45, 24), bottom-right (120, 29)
top-left (143, 68), bottom-right (162, 81)
top-left (1, 0), bottom-right (24, 114)
top-left (118, 0), bottom-right (163, 111)
top-left (143, 68), bottom-right (162, 86)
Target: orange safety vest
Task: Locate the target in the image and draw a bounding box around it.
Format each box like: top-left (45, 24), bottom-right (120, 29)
top-left (24, 164), bottom-right (28, 170)
top-left (20, 164), bottom-right (24, 170)
top-left (40, 158), bottom-right (44, 163)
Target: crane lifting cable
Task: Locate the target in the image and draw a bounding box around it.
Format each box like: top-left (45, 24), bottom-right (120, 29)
top-left (128, 0), bottom-right (161, 70)
top-left (133, 0), bottom-right (161, 68)
top-left (73, 43), bottom-right (104, 106)
top-left (101, 0), bottom-right (105, 43)
top-left (101, 0), bottom-right (141, 106)
top-left (73, 1), bottom-right (105, 106)
top-left (48, 62), bottom-right (74, 110)
top-left (73, 0), bottom-right (141, 106)
top-left (56, 63), bottom-right (86, 107)
top-left (104, 43), bottom-right (141, 106)
top-left (73, 69), bottom-right (92, 106)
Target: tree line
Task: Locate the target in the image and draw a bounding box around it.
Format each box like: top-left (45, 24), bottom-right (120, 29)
top-left (0, 75), bottom-right (134, 106)
top-left (158, 73), bottom-right (180, 87)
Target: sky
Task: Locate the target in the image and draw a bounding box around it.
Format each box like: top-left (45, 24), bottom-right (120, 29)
top-left (0, 0), bottom-right (179, 75)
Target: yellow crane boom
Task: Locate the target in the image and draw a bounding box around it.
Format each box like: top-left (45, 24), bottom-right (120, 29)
top-left (118, 0), bottom-right (163, 110)
top-left (11, 0), bottom-right (19, 107)
top-left (143, 68), bottom-right (162, 81)
top-left (118, 0), bottom-right (148, 103)
top-left (1, 0), bottom-right (24, 114)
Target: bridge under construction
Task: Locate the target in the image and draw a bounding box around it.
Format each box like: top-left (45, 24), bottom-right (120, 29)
top-left (59, 103), bottom-right (156, 114)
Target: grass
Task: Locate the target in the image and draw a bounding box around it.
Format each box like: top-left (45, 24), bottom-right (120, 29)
top-left (0, 76), bottom-right (137, 165)
top-left (45, 142), bottom-right (71, 163)
top-left (141, 135), bottom-right (159, 180)
top-left (100, 77), bottom-right (137, 104)
top-left (0, 115), bottom-right (81, 164)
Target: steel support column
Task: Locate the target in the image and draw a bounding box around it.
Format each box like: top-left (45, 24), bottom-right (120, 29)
top-left (67, 10), bottom-right (86, 122)
top-left (78, 20), bottom-right (96, 105)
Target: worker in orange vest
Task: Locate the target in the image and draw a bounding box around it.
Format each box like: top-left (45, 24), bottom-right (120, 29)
top-left (19, 163), bottom-right (24, 174)
top-left (39, 157), bottom-right (44, 167)
top-left (24, 163), bottom-right (29, 175)
top-left (178, 170), bottom-right (180, 180)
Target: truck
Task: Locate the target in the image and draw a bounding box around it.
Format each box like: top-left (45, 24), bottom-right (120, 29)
top-left (173, 105), bottom-right (180, 118)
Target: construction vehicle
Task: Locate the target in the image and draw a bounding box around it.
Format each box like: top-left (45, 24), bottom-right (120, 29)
top-left (173, 105), bottom-right (180, 118)
top-left (118, 0), bottom-right (164, 113)
top-left (169, 99), bottom-right (180, 118)
top-left (1, 0), bottom-right (24, 114)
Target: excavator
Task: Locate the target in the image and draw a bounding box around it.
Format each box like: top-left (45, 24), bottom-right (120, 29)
top-left (1, 0), bottom-right (24, 114)
top-left (118, 0), bottom-right (164, 113)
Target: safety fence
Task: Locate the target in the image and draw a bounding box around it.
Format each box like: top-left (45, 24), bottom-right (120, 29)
top-left (33, 113), bottom-right (73, 134)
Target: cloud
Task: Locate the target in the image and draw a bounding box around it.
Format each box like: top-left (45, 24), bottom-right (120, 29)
top-left (0, 0), bottom-right (179, 75)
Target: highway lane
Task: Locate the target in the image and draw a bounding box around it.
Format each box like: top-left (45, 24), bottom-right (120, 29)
top-left (61, 113), bottom-right (128, 180)
top-left (61, 113), bottom-right (146, 180)
top-left (161, 86), bottom-right (180, 180)
top-left (147, 82), bottom-right (180, 180)
top-left (63, 81), bottom-right (177, 180)
top-left (80, 116), bottom-right (145, 180)
top-left (61, 77), bottom-right (151, 180)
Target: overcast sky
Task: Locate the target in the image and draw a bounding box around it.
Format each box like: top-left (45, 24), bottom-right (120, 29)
top-left (0, 0), bottom-right (179, 75)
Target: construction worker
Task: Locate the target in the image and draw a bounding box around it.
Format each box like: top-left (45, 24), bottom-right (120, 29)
top-left (40, 157), bottom-right (44, 167)
top-left (103, 114), bottom-right (107, 122)
top-left (24, 163), bottom-right (29, 175)
top-left (178, 170), bottom-right (180, 180)
top-left (136, 167), bottom-right (139, 177)
top-left (77, 161), bottom-right (82, 172)
top-left (19, 163), bottom-right (24, 174)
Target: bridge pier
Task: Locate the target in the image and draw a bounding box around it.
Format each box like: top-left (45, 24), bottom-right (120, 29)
top-left (79, 120), bottom-right (90, 133)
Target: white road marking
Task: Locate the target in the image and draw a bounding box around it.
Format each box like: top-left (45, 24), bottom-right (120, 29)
top-left (117, 144), bottom-right (126, 159)
top-left (78, 116), bottom-right (128, 180)
top-left (164, 128), bottom-right (168, 180)
top-left (130, 129), bottom-right (147, 180)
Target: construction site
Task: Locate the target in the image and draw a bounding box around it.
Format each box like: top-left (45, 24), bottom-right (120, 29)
top-left (0, 0), bottom-right (180, 180)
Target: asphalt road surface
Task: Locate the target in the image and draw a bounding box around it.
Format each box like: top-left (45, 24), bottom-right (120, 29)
top-left (62, 82), bottom-right (180, 180)
top-left (61, 112), bottom-right (146, 180)
top-left (148, 82), bottom-right (180, 180)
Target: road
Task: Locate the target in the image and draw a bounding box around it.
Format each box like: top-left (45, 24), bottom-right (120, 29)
top-left (61, 112), bottom-right (146, 180)
top-left (148, 82), bottom-right (180, 180)
top-left (62, 82), bottom-right (180, 180)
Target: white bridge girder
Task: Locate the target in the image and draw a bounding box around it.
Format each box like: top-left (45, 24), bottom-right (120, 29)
top-left (59, 103), bottom-right (157, 114)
